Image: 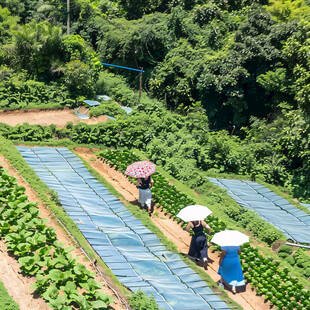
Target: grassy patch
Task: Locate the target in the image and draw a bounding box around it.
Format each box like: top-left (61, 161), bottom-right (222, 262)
top-left (0, 280), bottom-right (19, 310)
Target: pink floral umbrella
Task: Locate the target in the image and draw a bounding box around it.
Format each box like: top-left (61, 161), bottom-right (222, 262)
top-left (125, 161), bottom-right (156, 178)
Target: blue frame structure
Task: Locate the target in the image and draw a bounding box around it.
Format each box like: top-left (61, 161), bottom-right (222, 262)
top-left (75, 100), bottom-right (101, 119)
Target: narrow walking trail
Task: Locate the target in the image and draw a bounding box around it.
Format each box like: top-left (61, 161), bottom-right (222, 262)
top-left (0, 108), bottom-right (108, 127)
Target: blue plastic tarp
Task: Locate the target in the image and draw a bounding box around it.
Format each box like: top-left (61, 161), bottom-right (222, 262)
top-left (209, 178), bottom-right (310, 244)
top-left (17, 146), bottom-right (230, 310)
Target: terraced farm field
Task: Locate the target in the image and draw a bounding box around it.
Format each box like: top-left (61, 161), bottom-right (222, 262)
top-left (0, 109), bottom-right (309, 310)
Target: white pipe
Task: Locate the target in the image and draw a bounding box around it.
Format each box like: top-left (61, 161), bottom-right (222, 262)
top-left (286, 242), bottom-right (310, 249)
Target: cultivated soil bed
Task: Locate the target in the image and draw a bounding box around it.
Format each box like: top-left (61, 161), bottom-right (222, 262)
top-left (0, 109), bottom-right (271, 309)
top-left (0, 154), bottom-right (128, 310)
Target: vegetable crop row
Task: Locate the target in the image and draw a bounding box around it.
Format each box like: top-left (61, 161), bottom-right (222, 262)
top-left (99, 149), bottom-right (310, 310)
top-left (0, 168), bottom-right (114, 310)
top-left (241, 244), bottom-right (310, 310)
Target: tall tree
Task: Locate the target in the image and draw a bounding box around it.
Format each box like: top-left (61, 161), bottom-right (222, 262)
top-left (9, 20), bottom-right (62, 78)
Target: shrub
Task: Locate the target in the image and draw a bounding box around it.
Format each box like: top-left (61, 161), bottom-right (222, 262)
top-left (96, 71), bottom-right (138, 107)
top-left (260, 228), bottom-right (283, 245)
top-left (128, 290), bottom-right (161, 310)
top-left (278, 252), bottom-right (289, 259)
top-left (89, 101), bottom-right (127, 118)
top-left (284, 255), bottom-right (295, 266)
top-left (0, 73), bottom-right (76, 110)
top-left (278, 244), bottom-right (293, 255)
top-left (305, 267), bottom-right (310, 278)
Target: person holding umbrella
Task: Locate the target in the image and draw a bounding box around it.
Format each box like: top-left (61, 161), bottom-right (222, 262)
top-left (186, 220), bottom-right (211, 270)
top-left (125, 161), bottom-right (155, 215)
top-left (136, 175), bottom-right (154, 214)
top-left (211, 230), bottom-right (247, 294)
top-left (177, 205), bottom-right (213, 270)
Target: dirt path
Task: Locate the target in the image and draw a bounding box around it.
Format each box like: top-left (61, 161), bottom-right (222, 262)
top-left (75, 147), bottom-right (271, 310)
top-left (0, 108), bottom-right (109, 127)
top-left (0, 154), bottom-right (127, 310)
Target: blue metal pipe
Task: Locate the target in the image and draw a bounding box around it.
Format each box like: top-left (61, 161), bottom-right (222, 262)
top-left (101, 62), bottom-right (144, 73)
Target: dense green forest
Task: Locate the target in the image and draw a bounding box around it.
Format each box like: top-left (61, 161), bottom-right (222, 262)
top-left (0, 0), bottom-right (309, 200)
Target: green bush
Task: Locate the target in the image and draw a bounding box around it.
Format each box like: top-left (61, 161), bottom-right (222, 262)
top-left (284, 255), bottom-right (295, 266)
top-left (128, 290), bottom-right (161, 310)
top-left (0, 72), bottom-right (76, 110)
top-left (260, 228), bottom-right (283, 245)
top-left (278, 244), bottom-right (293, 255)
top-left (89, 101), bottom-right (127, 118)
top-left (96, 71), bottom-right (138, 107)
top-left (293, 248), bottom-right (310, 269)
top-left (305, 267), bottom-right (310, 278)
top-left (278, 252), bottom-right (289, 259)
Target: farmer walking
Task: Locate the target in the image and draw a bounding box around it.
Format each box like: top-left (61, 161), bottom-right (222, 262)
top-left (186, 220), bottom-right (211, 269)
top-left (211, 230), bottom-right (248, 294)
top-left (136, 175), bottom-right (154, 214)
top-left (125, 160), bottom-right (156, 215)
top-left (177, 205), bottom-right (213, 270)
top-left (218, 246), bottom-right (245, 294)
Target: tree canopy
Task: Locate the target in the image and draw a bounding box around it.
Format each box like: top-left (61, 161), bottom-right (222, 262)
top-left (0, 0), bottom-right (309, 200)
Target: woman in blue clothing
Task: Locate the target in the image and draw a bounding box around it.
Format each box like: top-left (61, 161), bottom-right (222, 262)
top-left (218, 246), bottom-right (245, 294)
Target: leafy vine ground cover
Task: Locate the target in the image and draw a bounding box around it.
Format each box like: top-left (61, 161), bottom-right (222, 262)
top-left (98, 149), bottom-right (310, 310)
top-left (0, 167), bottom-right (114, 310)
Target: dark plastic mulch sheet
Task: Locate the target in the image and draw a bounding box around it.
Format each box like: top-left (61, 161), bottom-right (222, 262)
top-left (17, 146), bottom-right (230, 310)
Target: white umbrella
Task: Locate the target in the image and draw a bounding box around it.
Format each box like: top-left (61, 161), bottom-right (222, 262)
top-left (211, 230), bottom-right (249, 247)
top-left (176, 205), bottom-right (212, 222)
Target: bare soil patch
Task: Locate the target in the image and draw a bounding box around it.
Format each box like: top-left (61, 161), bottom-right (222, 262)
top-left (0, 154), bottom-right (127, 310)
top-left (0, 108), bottom-right (109, 128)
top-left (75, 147), bottom-right (271, 310)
